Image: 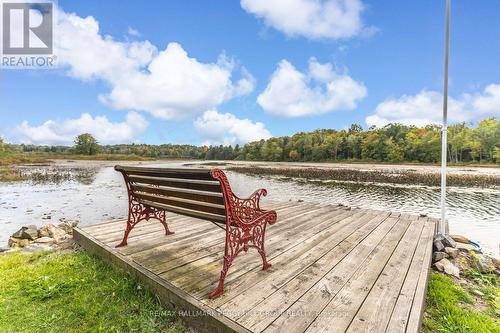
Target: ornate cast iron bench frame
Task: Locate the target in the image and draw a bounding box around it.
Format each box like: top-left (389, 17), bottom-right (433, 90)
top-left (114, 165), bottom-right (277, 299)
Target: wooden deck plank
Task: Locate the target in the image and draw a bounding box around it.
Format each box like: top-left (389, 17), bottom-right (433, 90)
top-left (302, 216), bottom-right (422, 333)
top-left (155, 206), bottom-right (346, 281)
top-left (158, 207), bottom-right (351, 294)
top-left (73, 201), bottom-right (435, 333)
top-left (385, 217), bottom-right (434, 333)
top-left (405, 218), bottom-right (437, 333)
top-left (249, 213), bottom-right (403, 333)
top-left (345, 216), bottom-right (426, 332)
top-left (191, 210), bottom-right (374, 301)
top-left (215, 211), bottom-right (385, 313)
top-left (163, 207), bottom-right (359, 292)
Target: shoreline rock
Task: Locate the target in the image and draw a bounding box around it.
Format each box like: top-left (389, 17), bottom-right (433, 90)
top-left (4, 221), bottom-right (79, 254)
top-left (432, 233), bottom-right (499, 278)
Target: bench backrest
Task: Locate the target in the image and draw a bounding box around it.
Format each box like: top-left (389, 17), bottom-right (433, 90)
top-left (115, 165), bottom-right (227, 224)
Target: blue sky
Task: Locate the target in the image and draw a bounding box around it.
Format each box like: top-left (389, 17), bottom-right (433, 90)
top-left (2, 0), bottom-right (500, 146)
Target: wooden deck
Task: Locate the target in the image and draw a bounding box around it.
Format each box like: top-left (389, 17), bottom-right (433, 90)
top-left (74, 201), bottom-right (436, 333)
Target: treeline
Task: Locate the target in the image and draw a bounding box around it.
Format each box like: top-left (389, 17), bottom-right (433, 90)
top-left (5, 118), bottom-right (500, 164)
top-left (238, 118), bottom-right (500, 163)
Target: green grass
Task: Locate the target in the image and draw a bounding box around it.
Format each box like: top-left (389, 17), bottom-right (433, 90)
top-left (0, 251), bottom-right (183, 333)
top-left (424, 272), bottom-right (500, 332)
top-left (0, 153), bottom-right (151, 165)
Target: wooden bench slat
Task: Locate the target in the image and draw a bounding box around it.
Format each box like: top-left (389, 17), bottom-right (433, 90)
top-left (135, 192), bottom-right (226, 216)
top-left (116, 165), bottom-right (214, 180)
top-left (132, 184), bottom-right (224, 205)
top-left (129, 175), bottom-right (222, 193)
top-left (141, 199), bottom-right (226, 224)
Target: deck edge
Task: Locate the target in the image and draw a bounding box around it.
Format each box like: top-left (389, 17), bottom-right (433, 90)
top-left (73, 226), bottom-right (251, 333)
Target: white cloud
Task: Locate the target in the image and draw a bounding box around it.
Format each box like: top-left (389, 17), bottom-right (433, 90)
top-left (472, 84), bottom-right (500, 114)
top-left (127, 27), bottom-right (141, 37)
top-left (366, 85), bottom-right (500, 127)
top-left (194, 110), bottom-right (272, 146)
top-left (257, 58), bottom-right (367, 117)
top-left (12, 112), bottom-right (148, 145)
top-left (55, 9), bottom-right (254, 120)
top-left (241, 0), bottom-right (372, 40)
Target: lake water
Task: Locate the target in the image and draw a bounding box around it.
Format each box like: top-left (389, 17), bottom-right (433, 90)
top-left (1, 161), bottom-right (499, 257)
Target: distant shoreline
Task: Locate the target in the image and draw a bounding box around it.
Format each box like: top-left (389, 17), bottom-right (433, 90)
top-left (224, 163), bottom-right (500, 189)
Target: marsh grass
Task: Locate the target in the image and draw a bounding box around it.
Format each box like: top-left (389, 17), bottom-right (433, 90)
top-left (424, 272), bottom-right (500, 332)
top-left (0, 166), bottom-right (26, 182)
top-left (0, 251), bottom-right (183, 333)
top-left (0, 152), bottom-right (151, 183)
top-left (229, 167), bottom-right (500, 188)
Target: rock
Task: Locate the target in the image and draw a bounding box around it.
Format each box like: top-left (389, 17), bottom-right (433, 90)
top-left (57, 222), bottom-right (72, 234)
top-left (0, 246), bottom-right (10, 253)
top-left (450, 234), bottom-right (470, 244)
top-left (471, 289), bottom-right (484, 297)
top-left (18, 239), bottom-right (30, 247)
top-left (492, 257), bottom-right (500, 271)
top-left (454, 252), bottom-right (473, 272)
top-left (444, 247), bottom-right (460, 259)
top-left (433, 239), bottom-right (445, 252)
top-left (47, 224), bottom-right (67, 243)
top-left (38, 225), bottom-right (51, 238)
top-left (434, 258), bottom-right (460, 278)
top-left (471, 254), bottom-right (494, 273)
top-left (441, 235), bottom-right (457, 248)
top-left (433, 251), bottom-right (448, 262)
top-left (57, 220), bottom-right (78, 234)
top-left (8, 237), bottom-right (21, 247)
top-left (11, 225), bottom-right (39, 240)
top-left (21, 243), bottom-right (53, 253)
top-left (34, 236), bottom-right (55, 244)
top-left (67, 220), bottom-right (79, 228)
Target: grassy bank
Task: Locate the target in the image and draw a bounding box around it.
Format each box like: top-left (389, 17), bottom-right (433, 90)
top-left (0, 153), bottom-right (151, 165)
top-left (424, 271), bottom-right (500, 332)
top-left (0, 250), bottom-right (183, 333)
top-left (229, 166), bottom-right (500, 188)
top-left (0, 153), bottom-right (152, 182)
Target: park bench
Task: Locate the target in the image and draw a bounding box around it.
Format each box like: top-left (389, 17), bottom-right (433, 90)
top-left (114, 165), bottom-right (277, 298)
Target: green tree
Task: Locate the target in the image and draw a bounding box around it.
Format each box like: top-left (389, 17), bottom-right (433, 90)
top-left (74, 133), bottom-right (100, 155)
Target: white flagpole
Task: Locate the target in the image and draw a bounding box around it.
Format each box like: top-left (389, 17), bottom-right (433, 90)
top-left (440, 0), bottom-right (450, 236)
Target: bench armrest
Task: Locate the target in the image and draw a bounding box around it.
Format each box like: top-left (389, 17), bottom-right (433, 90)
top-left (233, 188), bottom-right (267, 211)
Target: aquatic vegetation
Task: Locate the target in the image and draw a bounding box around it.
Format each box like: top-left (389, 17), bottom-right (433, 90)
top-left (229, 166), bottom-right (500, 188)
top-left (0, 166), bottom-right (25, 182)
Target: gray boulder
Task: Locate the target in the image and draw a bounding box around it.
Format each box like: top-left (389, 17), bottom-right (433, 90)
top-left (434, 258), bottom-right (460, 278)
top-left (444, 247), bottom-right (460, 259)
top-left (38, 225), bottom-right (52, 238)
top-left (12, 225), bottom-right (39, 240)
top-left (47, 224), bottom-right (67, 243)
top-left (433, 251), bottom-right (448, 262)
top-left (34, 236), bottom-right (55, 244)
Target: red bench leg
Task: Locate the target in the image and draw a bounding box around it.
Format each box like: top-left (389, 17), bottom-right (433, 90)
top-left (116, 197), bottom-right (174, 248)
top-left (209, 213), bottom-right (276, 299)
